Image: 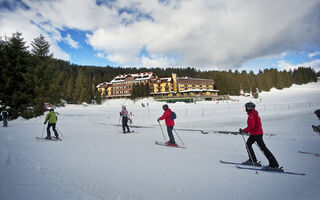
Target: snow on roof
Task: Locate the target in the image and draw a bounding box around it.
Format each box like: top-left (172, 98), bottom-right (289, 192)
top-left (111, 79), bottom-right (125, 83)
top-left (110, 72), bottom-right (154, 83)
top-left (96, 82), bottom-right (110, 88)
top-left (114, 74), bottom-right (128, 79)
top-left (160, 77), bottom-right (172, 81)
top-left (132, 72), bottom-right (154, 81)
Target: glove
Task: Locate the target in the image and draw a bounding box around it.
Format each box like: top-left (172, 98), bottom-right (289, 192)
top-left (157, 118), bottom-right (160, 122)
top-left (239, 128), bottom-right (244, 133)
top-left (44, 122), bottom-right (46, 124)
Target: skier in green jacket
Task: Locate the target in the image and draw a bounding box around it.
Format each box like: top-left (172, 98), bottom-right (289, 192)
top-left (44, 108), bottom-right (59, 140)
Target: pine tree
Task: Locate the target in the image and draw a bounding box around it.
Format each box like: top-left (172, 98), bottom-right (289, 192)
top-left (94, 90), bottom-right (102, 104)
top-left (66, 77), bottom-right (75, 103)
top-left (74, 68), bottom-right (91, 103)
top-left (30, 35), bottom-right (59, 116)
top-left (0, 32), bottom-right (35, 118)
top-left (31, 34), bottom-right (53, 58)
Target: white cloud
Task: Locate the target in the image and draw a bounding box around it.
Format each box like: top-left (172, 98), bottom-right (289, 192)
top-left (86, 0), bottom-right (320, 68)
top-left (64, 34), bottom-right (79, 49)
top-left (0, 6), bottom-right (70, 60)
top-left (1, 0), bottom-right (320, 69)
top-left (308, 51), bottom-right (320, 58)
top-left (278, 59), bottom-right (320, 72)
top-left (96, 52), bottom-right (106, 59)
top-left (140, 55), bottom-right (177, 68)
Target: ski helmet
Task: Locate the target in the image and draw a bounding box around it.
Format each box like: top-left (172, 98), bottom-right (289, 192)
top-left (245, 102), bottom-right (255, 112)
top-left (122, 105), bottom-right (126, 109)
top-left (50, 108), bottom-right (54, 111)
top-left (162, 104), bottom-right (169, 111)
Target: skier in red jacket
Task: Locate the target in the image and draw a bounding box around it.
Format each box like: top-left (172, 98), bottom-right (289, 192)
top-left (240, 102), bottom-right (280, 169)
top-left (157, 104), bottom-right (176, 146)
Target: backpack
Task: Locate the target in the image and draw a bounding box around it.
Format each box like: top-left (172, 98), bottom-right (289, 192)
top-left (2, 111), bottom-right (8, 118)
top-left (170, 111), bottom-right (176, 120)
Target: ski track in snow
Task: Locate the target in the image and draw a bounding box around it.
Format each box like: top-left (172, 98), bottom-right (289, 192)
top-left (1, 82), bottom-right (320, 200)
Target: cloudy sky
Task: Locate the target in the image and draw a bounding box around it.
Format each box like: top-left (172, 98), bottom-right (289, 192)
top-left (1, 0), bottom-right (320, 72)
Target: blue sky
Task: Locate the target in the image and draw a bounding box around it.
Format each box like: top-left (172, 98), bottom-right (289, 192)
top-left (0, 0), bottom-right (319, 72)
top-left (58, 29), bottom-right (118, 67)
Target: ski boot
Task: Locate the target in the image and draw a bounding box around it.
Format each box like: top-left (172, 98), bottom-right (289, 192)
top-left (262, 166), bottom-right (284, 172)
top-left (242, 159), bottom-right (261, 166)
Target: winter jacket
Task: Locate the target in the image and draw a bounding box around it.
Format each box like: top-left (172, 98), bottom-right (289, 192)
top-left (243, 109), bottom-right (263, 135)
top-left (120, 109), bottom-right (129, 118)
top-left (1, 111), bottom-right (8, 119)
top-left (159, 108), bottom-right (174, 127)
top-left (44, 111), bottom-right (57, 124)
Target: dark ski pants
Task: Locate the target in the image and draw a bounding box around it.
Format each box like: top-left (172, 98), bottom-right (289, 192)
top-left (122, 116), bottom-right (130, 133)
top-left (246, 135), bottom-right (279, 168)
top-left (47, 123), bottom-right (59, 138)
top-left (3, 118), bottom-right (8, 127)
top-left (167, 126), bottom-right (176, 144)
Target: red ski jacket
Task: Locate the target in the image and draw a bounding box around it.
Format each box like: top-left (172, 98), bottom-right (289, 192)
top-left (158, 108), bottom-right (175, 127)
top-left (243, 109), bottom-right (263, 135)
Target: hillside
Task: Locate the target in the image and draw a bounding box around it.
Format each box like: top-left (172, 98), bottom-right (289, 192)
top-left (0, 82), bottom-right (320, 200)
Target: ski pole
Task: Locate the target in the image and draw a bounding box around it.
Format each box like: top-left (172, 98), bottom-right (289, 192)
top-left (41, 124), bottom-right (45, 138)
top-left (158, 121), bottom-right (167, 141)
top-left (240, 131), bottom-right (259, 174)
top-left (174, 128), bottom-right (185, 145)
top-left (117, 115), bottom-right (122, 132)
top-left (56, 127), bottom-right (64, 137)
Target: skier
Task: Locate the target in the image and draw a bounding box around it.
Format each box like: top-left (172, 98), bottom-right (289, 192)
top-left (157, 104), bottom-right (176, 146)
top-left (43, 108), bottom-right (59, 140)
top-left (312, 109), bottom-right (320, 134)
top-left (1, 108), bottom-right (9, 127)
top-left (239, 102), bottom-right (280, 170)
top-left (120, 105), bottom-right (130, 133)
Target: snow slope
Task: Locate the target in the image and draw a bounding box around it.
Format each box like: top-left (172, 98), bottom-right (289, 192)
top-left (1, 82), bottom-right (320, 200)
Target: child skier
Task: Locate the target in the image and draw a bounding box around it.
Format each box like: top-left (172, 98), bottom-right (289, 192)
top-left (44, 108), bottom-right (59, 140)
top-left (239, 102), bottom-right (280, 170)
top-left (157, 104), bottom-right (176, 146)
top-left (1, 108), bottom-right (9, 127)
top-left (120, 105), bottom-right (131, 133)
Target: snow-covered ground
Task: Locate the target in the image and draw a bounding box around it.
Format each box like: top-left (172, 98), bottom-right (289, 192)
top-left (1, 82), bottom-right (320, 200)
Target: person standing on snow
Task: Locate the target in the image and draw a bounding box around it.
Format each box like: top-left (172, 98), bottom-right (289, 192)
top-left (120, 105), bottom-right (131, 133)
top-left (157, 104), bottom-right (176, 146)
top-left (44, 108), bottom-right (59, 139)
top-left (1, 108), bottom-right (9, 127)
top-left (239, 102), bottom-right (280, 170)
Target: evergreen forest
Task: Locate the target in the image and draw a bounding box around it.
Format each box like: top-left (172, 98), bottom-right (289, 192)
top-left (0, 32), bottom-right (318, 119)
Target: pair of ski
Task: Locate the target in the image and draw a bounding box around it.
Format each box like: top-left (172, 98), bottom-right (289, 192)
top-left (120, 130), bottom-right (137, 134)
top-left (35, 136), bottom-right (62, 141)
top-left (155, 141), bottom-right (186, 149)
top-left (220, 160), bottom-right (306, 176)
top-left (298, 151), bottom-right (320, 157)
